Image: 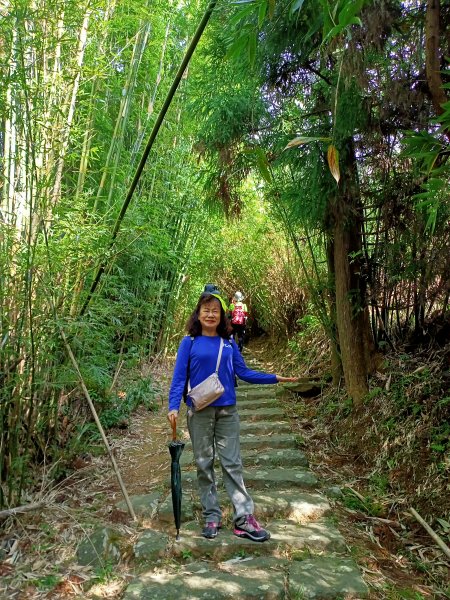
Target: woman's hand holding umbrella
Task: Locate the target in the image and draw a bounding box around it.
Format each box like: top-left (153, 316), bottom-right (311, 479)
top-left (168, 409), bottom-right (178, 441)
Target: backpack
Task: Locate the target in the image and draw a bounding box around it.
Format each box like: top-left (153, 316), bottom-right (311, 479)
top-left (231, 302), bottom-right (246, 326)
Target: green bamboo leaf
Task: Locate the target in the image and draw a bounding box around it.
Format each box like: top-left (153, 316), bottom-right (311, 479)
top-left (268, 0), bottom-right (275, 19)
top-left (254, 148), bottom-right (273, 184)
top-left (331, 0), bottom-right (340, 21)
top-left (322, 23), bottom-right (345, 44)
top-left (226, 33), bottom-right (248, 60)
top-left (284, 135), bottom-right (331, 150)
top-left (258, 0), bottom-right (267, 28)
top-left (327, 144), bottom-right (340, 184)
top-left (321, 0), bottom-right (364, 44)
top-left (229, 3), bottom-right (257, 28)
top-left (290, 0), bottom-right (305, 15)
top-left (319, 0), bottom-right (334, 39)
top-left (338, 0), bottom-right (365, 26)
top-left (248, 29), bottom-right (257, 65)
top-left (304, 11), bottom-right (323, 43)
top-left (436, 518), bottom-right (450, 532)
top-left (346, 16), bottom-right (362, 27)
top-left (426, 205), bottom-right (438, 234)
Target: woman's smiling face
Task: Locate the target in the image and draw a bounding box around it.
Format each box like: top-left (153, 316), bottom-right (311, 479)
top-left (198, 298), bottom-right (221, 335)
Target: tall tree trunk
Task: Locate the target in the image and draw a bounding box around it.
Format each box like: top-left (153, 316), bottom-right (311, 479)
top-left (425, 0), bottom-right (447, 118)
top-left (325, 236), bottom-right (343, 385)
top-left (425, 0), bottom-right (450, 144)
top-left (332, 138), bottom-right (372, 404)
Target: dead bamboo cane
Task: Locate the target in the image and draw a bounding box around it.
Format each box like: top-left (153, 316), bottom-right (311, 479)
top-left (59, 327), bottom-right (137, 521)
top-left (409, 507), bottom-right (450, 560)
top-left (0, 501), bottom-right (46, 520)
top-left (80, 0), bottom-right (218, 315)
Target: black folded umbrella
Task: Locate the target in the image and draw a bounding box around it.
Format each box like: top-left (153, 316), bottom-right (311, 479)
top-left (168, 420), bottom-right (185, 540)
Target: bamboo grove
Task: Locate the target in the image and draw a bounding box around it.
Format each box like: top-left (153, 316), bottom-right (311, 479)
top-left (0, 0), bottom-right (212, 506)
top-left (1, 0), bottom-right (449, 508)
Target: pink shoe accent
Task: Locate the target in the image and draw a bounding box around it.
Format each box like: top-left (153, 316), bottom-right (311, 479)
top-left (233, 514), bottom-right (270, 541)
top-left (247, 515), bottom-right (262, 531)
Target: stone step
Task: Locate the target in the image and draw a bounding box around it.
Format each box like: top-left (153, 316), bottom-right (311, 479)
top-left (243, 467), bottom-right (318, 489)
top-left (242, 447), bottom-right (308, 468)
top-left (288, 556), bottom-right (369, 598)
top-left (179, 445), bottom-right (305, 469)
top-left (175, 417), bottom-right (290, 440)
top-left (238, 407), bottom-right (285, 421)
top-left (239, 433), bottom-right (297, 450)
top-left (252, 490), bottom-right (330, 523)
top-left (236, 397), bottom-right (279, 410)
top-left (180, 465), bottom-right (317, 491)
top-left (157, 489), bottom-right (197, 524)
top-left (157, 488), bottom-right (329, 526)
top-left (123, 554), bottom-right (368, 599)
top-left (235, 382), bottom-right (268, 389)
top-left (166, 518), bottom-right (346, 560)
top-left (283, 380), bottom-right (324, 397)
top-left (157, 489), bottom-right (331, 527)
top-left (236, 386), bottom-right (278, 399)
top-left (239, 419), bottom-right (291, 435)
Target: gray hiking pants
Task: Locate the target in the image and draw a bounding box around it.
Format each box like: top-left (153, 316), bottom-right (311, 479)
top-left (187, 404), bottom-right (253, 524)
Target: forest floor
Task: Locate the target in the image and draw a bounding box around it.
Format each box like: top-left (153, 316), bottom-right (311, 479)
top-left (248, 336), bottom-right (450, 598)
top-left (0, 337), bottom-right (449, 599)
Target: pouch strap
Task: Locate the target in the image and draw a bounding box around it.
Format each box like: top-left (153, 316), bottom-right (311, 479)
top-left (184, 336), bottom-right (194, 400)
top-left (215, 338), bottom-right (224, 374)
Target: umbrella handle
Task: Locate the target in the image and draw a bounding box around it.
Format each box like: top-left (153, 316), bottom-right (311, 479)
top-left (171, 417), bottom-right (177, 441)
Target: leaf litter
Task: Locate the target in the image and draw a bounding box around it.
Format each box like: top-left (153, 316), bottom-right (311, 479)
top-left (0, 356), bottom-right (174, 599)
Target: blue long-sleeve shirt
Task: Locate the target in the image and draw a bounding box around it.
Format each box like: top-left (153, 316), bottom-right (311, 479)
top-left (168, 335), bottom-right (278, 412)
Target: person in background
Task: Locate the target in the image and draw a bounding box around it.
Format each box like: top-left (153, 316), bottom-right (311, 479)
top-left (203, 283), bottom-right (220, 295)
top-left (167, 292), bottom-right (297, 542)
top-left (228, 291), bottom-right (248, 352)
top-left (202, 283), bottom-right (228, 311)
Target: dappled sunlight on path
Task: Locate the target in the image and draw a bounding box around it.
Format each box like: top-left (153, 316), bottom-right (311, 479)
top-left (112, 350), bottom-right (370, 599)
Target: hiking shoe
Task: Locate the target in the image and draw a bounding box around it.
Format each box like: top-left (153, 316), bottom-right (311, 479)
top-left (233, 515), bottom-right (270, 542)
top-left (201, 522), bottom-right (221, 539)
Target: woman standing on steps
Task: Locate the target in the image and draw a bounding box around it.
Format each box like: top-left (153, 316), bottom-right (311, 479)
top-left (167, 292), bottom-right (297, 541)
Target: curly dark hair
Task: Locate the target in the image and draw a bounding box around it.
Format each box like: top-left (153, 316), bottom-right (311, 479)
top-left (186, 294), bottom-right (233, 338)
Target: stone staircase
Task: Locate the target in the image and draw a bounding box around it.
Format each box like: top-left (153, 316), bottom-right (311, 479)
top-left (118, 358), bottom-right (369, 599)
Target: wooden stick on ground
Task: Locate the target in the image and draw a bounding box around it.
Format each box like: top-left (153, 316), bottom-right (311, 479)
top-left (346, 486), bottom-right (366, 502)
top-left (60, 327), bottom-right (137, 521)
top-left (0, 502), bottom-right (46, 520)
top-left (409, 507), bottom-right (450, 560)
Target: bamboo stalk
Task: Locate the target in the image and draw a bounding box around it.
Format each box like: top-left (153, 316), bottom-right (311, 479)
top-left (51, 9), bottom-right (92, 205)
top-left (345, 486), bottom-right (366, 503)
top-left (106, 24), bottom-right (151, 209)
top-left (59, 327), bottom-right (137, 521)
top-left (94, 25), bottom-right (148, 210)
top-left (80, 0), bottom-right (219, 315)
top-left (409, 507), bottom-right (450, 560)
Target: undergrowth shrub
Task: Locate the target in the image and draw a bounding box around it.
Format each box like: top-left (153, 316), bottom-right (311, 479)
top-left (287, 314), bottom-right (330, 376)
top-left (99, 378), bottom-right (159, 429)
top-left (314, 347), bottom-right (450, 521)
